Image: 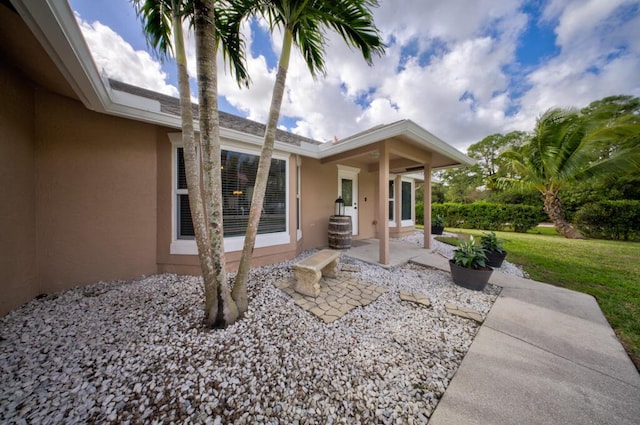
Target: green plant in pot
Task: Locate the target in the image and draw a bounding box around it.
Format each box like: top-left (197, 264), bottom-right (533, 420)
top-left (449, 238), bottom-right (493, 291)
top-left (431, 215), bottom-right (445, 235)
top-left (480, 232), bottom-right (507, 268)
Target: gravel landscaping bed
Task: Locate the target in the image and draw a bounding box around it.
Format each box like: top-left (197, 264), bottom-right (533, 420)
top-left (1, 236), bottom-right (508, 424)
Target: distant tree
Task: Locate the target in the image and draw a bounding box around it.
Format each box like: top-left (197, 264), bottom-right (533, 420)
top-left (437, 165), bottom-right (485, 203)
top-left (467, 131), bottom-right (527, 179)
top-left (499, 107), bottom-right (640, 239)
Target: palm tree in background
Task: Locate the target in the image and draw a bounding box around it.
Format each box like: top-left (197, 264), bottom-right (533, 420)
top-left (226, 0), bottom-right (386, 314)
top-left (132, 0), bottom-right (249, 327)
top-left (499, 108), bottom-right (640, 239)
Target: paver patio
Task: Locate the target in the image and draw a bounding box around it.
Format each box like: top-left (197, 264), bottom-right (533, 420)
top-left (274, 270), bottom-right (386, 323)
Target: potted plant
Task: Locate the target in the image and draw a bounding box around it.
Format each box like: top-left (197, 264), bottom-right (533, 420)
top-left (449, 238), bottom-right (493, 291)
top-left (431, 215), bottom-right (445, 235)
top-left (480, 232), bottom-right (507, 268)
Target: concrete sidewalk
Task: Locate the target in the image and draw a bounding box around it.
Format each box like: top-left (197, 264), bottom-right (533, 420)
top-left (411, 252), bottom-right (640, 425)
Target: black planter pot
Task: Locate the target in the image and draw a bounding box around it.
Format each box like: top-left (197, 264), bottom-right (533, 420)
top-left (449, 260), bottom-right (493, 291)
top-left (485, 250), bottom-right (507, 268)
top-left (431, 225), bottom-right (445, 235)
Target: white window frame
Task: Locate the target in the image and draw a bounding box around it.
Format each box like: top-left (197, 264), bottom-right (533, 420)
top-left (169, 134), bottom-right (290, 255)
top-left (401, 177), bottom-right (415, 227)
top-left (388, 176), bottom-right (396, 227)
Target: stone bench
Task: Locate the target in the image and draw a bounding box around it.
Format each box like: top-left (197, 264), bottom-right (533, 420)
top-left (292, 249), bottom-right (340, 297)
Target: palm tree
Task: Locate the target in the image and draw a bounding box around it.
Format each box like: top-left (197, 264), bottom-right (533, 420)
top-left (226, 0), bottom-right (386, 314)
top-left (500, 108), bottom-right (640, 239)
top-left (132, 0), bottom-right (249, 327)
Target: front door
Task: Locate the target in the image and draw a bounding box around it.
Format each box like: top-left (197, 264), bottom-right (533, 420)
top-left (338, 166), bottom-right (359, 235)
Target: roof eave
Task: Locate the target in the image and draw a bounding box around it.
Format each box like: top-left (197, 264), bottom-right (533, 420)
top-left (11, 0), bottom-right (108, 112)
top-left (317, 119), bottom-right (474, 166)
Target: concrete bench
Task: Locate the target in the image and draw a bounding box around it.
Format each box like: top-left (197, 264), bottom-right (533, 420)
top-left (292, 249), bottom-right (340, 297)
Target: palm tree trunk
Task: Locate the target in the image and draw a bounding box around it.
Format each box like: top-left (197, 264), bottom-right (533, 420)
top-left (194, 0), bottom-right (238, 327)
top-left (543, 190), bottom-right (585, 239)
top-left (232, 28), bottom-right (293, 314)
top-left (173, 8), bottom-right (221, 324)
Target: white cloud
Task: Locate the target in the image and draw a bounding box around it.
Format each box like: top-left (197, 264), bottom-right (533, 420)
top-left (75, 13), bottom-right (179, 97)
top-left (254, 1), bottom-right (528, 148)
top-left (513, 0), bottom-right (640, 129)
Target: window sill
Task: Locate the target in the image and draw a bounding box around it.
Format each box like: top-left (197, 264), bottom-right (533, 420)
top-left (170, 232), bottom-right (291, 255)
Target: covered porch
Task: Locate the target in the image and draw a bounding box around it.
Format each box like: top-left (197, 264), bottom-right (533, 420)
top-left (317, 120), bottom-right (473, 266)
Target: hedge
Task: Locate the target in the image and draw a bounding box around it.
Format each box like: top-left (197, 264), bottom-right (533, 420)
top-left (416, 202), bottom-right (545, 233)
top-left (575, 200), bottom-right (640, 241)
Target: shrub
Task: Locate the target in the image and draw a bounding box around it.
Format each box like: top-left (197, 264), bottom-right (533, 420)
top-left (575, 200), bottom-right (640, 241)
top-left (432, 202), bottom-right (545, 233)
top-left (415, 201), bottom-right (424, 225)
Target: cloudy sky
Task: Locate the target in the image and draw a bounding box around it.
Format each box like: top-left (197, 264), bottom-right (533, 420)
top-left (69, 0), bottom-right (640, 150)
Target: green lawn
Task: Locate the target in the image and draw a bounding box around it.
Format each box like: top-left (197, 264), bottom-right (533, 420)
top-left (439, 228), bottom-right (640, 369)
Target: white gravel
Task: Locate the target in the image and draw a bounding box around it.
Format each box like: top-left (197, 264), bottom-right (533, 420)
top-left (0, 233), bottom-right (523, 424)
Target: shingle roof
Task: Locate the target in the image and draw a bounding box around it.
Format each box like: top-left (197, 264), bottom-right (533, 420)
top-left (108, 79), bottom-right (321, 147)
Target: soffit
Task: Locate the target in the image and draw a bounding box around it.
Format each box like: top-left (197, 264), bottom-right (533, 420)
top-left (0, 3), bottom-right (77, 99)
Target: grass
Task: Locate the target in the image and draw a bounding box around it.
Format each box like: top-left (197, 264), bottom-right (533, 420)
top-left (438, 228), bottom-right (640, 369)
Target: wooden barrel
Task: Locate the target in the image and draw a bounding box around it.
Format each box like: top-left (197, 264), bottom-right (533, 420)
top-left (328, 215), bottom-right (352, 249)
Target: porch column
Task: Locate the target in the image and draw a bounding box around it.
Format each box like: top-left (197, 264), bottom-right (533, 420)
top-left (424, 164), bottom-right (432, 249)
top-left (378, 143), bottom-right (389, 264)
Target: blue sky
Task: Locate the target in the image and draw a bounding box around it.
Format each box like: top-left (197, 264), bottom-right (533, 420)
top-left (70, 0), bottom-right (640, 150)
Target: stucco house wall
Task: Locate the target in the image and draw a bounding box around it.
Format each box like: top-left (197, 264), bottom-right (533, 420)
top-left (0, 64), bottom-right (160, 315)
top-left (0, 61), bottom-right (38, 315)
top-left (34, 90), bottom-right (159, 293)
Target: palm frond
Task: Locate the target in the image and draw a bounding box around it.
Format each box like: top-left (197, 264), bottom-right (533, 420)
top-left (215, 1), bottom-right (251, 87)
top-left (131, 0), bottom-right (184, 60)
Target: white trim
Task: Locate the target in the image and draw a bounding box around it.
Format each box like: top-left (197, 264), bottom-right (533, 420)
top-left (169, 141), bottom-right (291, 255)
top-left (400, 177), bottom-right (415, 227)
top-left (336, 164), bottom-right (361, 174)
top-left (337, 165), bottom-right (360, 235)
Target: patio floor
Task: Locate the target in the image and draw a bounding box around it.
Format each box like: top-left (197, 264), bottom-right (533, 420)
top-left (340, 237), bottom-right (432, 268)
top-left (274, 268), bottom-right (386, 323)
top-left (274, 238), bottom-right (435, 323)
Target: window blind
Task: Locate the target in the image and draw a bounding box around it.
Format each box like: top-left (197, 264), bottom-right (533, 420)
top-left (176, 148), bottom-right (286, 239)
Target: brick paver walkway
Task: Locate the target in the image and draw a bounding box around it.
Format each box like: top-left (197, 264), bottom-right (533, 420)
top-left (275, 271), bottom-right (386, 323)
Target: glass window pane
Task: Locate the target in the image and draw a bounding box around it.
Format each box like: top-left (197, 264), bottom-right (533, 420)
top-left (177, 147), bottom-right (287, 239)
top-left (341, 178), bottom-right (353, 206)
top-left (177, 148), bottom-right (187, 190)
top-left (402, 181), bottom-right (412, 220)
top-left (178, 194), bottom-right (195, 239)
top-left (221, 149), bottom-right (286, 237)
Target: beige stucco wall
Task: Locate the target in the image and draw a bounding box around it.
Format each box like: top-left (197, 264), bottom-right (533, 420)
top-left (0, 62), bottom-right (38, 315)
top-left (2, 63), bottom-right (159, 315)
top-left (300, 158), bottom-right (378, 250)
top-left (34, 91), bottom-right (159, 294)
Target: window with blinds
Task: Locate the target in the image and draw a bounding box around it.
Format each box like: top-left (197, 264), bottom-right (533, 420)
top-left (176, 147), bottom-right (287, 239)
